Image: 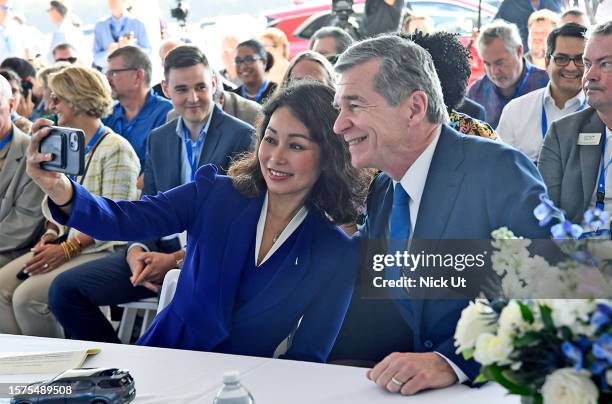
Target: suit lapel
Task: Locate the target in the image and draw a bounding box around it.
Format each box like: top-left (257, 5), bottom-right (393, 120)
top-left (218, 194), bottom-right (264, 326)
top-left (410, 126), bottom-right (465, 337)
top-left (198, 106), bottom-right (224, 167)
top-left (414, 126), bottom-right (465, 240)
top-left (0, 128), bottom-right (25, 195)
top-left (166, 120), bottom-right (183, 186)
top-left (578, 111), bottom-right (605, 217)
top-left (233, 211), bottom-right (315, 322)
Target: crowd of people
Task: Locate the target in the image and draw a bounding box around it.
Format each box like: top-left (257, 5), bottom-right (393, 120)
top-left (0, 0), bottom-right (611, 397)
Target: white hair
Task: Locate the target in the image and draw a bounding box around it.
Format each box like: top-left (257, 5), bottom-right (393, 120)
top-left (0, 75), bottom-right (13, 105)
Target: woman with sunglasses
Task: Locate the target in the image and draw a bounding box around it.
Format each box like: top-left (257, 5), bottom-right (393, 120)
top-left (231, 39), bottom-right (278, 105)
top-left (0, 66), bottom-right (140, 337)
top-left (27, 82), bottom-right (368, 362)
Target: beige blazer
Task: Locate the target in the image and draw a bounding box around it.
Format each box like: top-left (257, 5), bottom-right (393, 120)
top-left (0, 126), bottom-right (45, 252)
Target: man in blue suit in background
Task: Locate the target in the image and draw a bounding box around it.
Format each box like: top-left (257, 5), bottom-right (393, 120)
top-left (48, 46), bottom-right (254, 343)
top-left (329, 35), bottom-right (549, 395)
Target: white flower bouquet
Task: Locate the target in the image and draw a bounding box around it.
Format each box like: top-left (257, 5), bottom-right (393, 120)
top-left (454, 197), bottom-right (612, 403)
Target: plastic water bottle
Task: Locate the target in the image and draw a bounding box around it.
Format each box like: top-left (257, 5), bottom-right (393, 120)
top-left (212, 371), bottom-right (255, 404)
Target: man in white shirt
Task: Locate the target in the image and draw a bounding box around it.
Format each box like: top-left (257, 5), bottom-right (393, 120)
top-left (329, 35), bottom-right (548, 395)
top-left (498, 23), bottom-right (588, 161)
top-left (539, 20), bottom-right (612, 228)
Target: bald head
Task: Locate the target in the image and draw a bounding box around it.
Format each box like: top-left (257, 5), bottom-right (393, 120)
top-left (159, 39), bottom-right (183, 67)
top-left (0, 75), bottom-right (15, 136)
top-left (0, 75), bottom-right (13, 102)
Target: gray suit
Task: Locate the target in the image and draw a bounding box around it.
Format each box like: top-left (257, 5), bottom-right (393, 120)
top-left (0, 126), bottom-right (45, 265)
top-left (538, 107), bottom-right (605, 223)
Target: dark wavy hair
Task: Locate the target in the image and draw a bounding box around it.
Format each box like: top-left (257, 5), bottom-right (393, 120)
top-left (228, 81), bottom-right (368, 224)
top-left (399, 31), bottom-right (471, 110)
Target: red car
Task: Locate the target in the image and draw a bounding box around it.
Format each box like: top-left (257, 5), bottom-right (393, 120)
top-left (263, 0), bottom-right (498, 82)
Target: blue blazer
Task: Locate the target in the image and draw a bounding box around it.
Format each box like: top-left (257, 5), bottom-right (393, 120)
top-left (51, 165), bottom-right (359, 363)
top-left (330, 125), bottom-right (550, 380)
top-left (136, 105), bottom-right (254, 252)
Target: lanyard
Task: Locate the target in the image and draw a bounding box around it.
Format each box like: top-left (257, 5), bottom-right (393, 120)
top-left (182, 124), bottom-right (205, 181)
top-left (540, 93), bottom-right (587, 138)
top-left (241, 80), bottom-right (268, 103)
top-left (84, 125), bottom-right (106, 155)
top-left (110, 17), bottom-right (127, 42)
top-left (0, 131), bottom-right (13, 151)
top-left (596, 130), bottom-right (611, 211)
top-left (511, 64), bottom-right (532, 101)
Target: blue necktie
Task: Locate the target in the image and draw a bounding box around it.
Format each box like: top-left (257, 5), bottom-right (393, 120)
top-left (386, 184), bottom-right (411, 282)
top-left (390, 183), bottom-right (411, 243)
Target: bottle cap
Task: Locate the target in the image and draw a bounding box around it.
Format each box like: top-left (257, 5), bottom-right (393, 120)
top-left (222, 371), bottom-right (240, 384)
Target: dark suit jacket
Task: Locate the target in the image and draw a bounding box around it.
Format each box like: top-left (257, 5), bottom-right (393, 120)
top-left (538, 107), bottom-right (606, 223)
top-left (51, 165), bottom-right (359, 362)
top-left (138, 105), bottom-right (254, 251)
top-left (330, 125), bottom-right (550, 380)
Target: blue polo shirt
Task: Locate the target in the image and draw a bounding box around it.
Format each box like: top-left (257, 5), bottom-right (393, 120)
top-left (467, 60), bottom-right (549, 129)
top-left (103, 89), bottom-right (172, 170)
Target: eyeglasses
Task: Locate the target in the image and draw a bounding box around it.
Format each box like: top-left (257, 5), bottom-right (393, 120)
top-left (550, 54), bottom-right (584, 67)
top-left (49, 92), bottom-right (64, 105)
top-left (105, 68), bottom-right (137, 78)
top-left (234, 56), bottom-right (262, 66)
top-left (55, 57), bottom-right (77, 64)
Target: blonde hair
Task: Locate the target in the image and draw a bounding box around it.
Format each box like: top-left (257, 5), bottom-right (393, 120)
top-left (528, 9), bottom-right (559, 29)
top-left (259, 27), bottom-right (290, 60)
top-left (48, 66), bottom-right (113, 118)
top-left (37, 62), bottom-right (70, 88)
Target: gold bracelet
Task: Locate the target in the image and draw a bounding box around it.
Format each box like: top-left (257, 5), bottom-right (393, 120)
top-left (66, 240), bottom-right (80, 256)
top-left (60, 242), bottom-right (70, 261)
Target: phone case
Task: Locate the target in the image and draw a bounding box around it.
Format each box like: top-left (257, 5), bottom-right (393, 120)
top-left (39, 127), bottom-right (85, 176)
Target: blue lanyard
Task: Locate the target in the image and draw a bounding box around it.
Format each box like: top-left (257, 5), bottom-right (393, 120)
top-left (540, 93), bottom-right (587, 138)
top-left (596, 130), bottom-right (611, 211)
top-left (241, 80), bottom-right (268, 103)
top-left (110, 17), bottom-right (127, 42)
top-left (0, 131), bottom-right (13, 151)
top-left (115, 115), bottom-right (137, 141)
top-left (84, 125), bottom-right (106, 155)
top-left (182, 125), bottom-right (205, 181)
top-left (511, 64), bottom-right (532, 101)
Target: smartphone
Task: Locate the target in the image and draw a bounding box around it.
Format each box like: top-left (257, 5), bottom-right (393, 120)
top-left (39, 126), bottom-right (85, 176)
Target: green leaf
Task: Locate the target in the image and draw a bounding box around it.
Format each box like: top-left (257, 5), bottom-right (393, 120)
top-left (462, 348), bottom-right (474, 360)
top-left (514, 332), bottom-right (541, 347)
top-left (539, 305), bottom-right (555, 331)
top-left (517, 301), bottom-right (534, 324)
top-left (474, 373), bottom-right (489, 383)
top-left (487, 364), bottom-right (534, 396)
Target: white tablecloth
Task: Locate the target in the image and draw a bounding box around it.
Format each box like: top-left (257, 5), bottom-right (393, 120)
top-left (0, 334), bottom-right (519, 403)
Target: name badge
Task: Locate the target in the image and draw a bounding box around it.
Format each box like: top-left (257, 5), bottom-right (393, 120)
top-left (578, 132), bottom-right (602, 145)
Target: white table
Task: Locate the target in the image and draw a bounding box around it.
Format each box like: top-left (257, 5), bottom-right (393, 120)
top-left (0, 334), bottom-right (518, 403)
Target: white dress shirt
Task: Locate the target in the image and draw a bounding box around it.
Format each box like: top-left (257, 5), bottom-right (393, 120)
top-left (391, 126), bottom-right (468, 383)
top-left (497, 84), bottom-right (586, 161)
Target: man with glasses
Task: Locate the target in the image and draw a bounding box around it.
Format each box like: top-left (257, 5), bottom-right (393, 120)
top-left (539, 21), bottom-right (612, 229)
top-left (102, 46), bottom-right (172, 188)
top-left (498, 23), bottom-right (587, 161)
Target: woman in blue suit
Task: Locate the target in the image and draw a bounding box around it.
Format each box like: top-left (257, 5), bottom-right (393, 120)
top-left (26, 82), bottom-right (368, 363)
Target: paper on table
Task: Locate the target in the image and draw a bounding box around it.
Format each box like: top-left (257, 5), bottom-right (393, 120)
top-left (0, 349), bottom-right (100, 375)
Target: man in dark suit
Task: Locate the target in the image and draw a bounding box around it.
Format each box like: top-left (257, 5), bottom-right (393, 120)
top-left (539, 21), bottom-right (612, 227)
top-left (329, 35), bottom-right (548, 395)
top-left (48, 46), bottom-right (254, 343)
